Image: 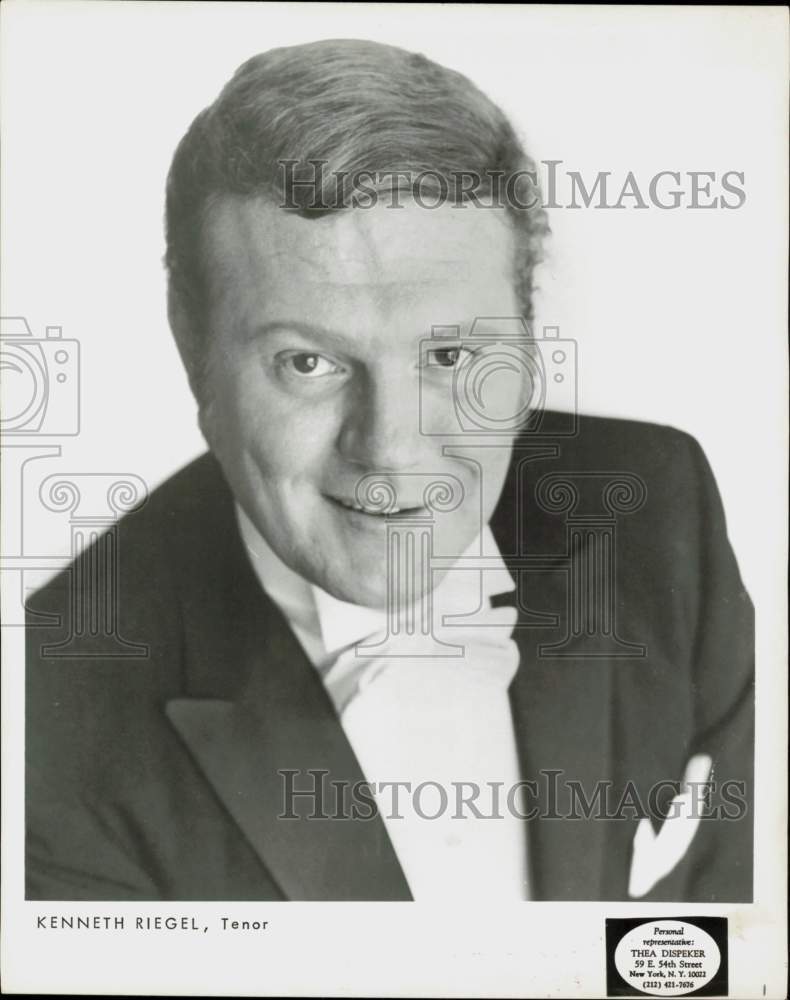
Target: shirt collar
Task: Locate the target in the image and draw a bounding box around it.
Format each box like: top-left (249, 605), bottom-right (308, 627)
top-left (235, 503), bottom-right (515, 660)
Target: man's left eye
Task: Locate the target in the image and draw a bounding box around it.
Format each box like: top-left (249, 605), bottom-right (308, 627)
top-left (284, 353), bottom-right (339, 377)
top-left (426, 346), bottom-right (476, 368)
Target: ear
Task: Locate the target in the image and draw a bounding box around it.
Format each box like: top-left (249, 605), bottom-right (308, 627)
top-left (166, 284), bottom-right (219, 451)
top-left (167, 284), bottom-right (204, 402)
top-left (166, 284), bottom-right (192, 365)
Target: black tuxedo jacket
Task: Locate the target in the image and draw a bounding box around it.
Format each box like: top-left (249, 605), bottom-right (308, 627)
top-left (26, 414), bottom-right (754, 901)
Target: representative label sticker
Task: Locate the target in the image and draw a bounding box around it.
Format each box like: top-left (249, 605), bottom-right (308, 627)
top-left (606, 917), bottom-right (728, 997)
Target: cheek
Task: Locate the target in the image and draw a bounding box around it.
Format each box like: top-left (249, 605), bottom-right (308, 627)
top-left (207, 368), bottom-right (341, 480)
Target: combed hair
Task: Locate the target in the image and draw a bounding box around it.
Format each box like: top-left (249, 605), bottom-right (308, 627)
top-left (165, 39), bottom-right (549, 388)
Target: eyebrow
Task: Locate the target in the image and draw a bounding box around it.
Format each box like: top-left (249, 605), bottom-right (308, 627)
top-left (247, 319), bottom-right (473, 348)
top-left (248, 320), bottom-right (362, 349)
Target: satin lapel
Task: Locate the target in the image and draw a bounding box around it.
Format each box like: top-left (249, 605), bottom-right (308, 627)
top-left (163, 458), bottom-right (411, 901)
top-left (165, 632), bottom-right (411, 900)
top-left (509, 616), bottom-right (615, 900)
top-left (493, 437), bottom-right (616, 901)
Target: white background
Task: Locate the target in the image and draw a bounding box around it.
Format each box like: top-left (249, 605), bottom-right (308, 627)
top-left (1, 3), bottom-right (787, 997)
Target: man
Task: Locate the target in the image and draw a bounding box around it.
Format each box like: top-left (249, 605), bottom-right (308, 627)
top-left (26, 39), bottom-right (753, 901)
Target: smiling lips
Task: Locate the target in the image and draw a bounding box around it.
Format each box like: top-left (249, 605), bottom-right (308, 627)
top-left (327, 495), bottom-right (426, 517)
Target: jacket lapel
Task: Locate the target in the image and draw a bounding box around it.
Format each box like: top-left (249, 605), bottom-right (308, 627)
top-left (494, 441), bottom-right (623, 900)
top-left (509, 626), bottom-right (619, 900)
top-left (162, 457), bottom-right (411, 901)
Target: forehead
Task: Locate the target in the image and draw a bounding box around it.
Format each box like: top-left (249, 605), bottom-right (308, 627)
top-left (201, 196), bottom-right (517, 317)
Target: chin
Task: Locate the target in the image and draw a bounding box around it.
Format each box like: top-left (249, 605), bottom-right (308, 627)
top-left (328, 564), bottom-right (444, 612)
top-left (323, 571), bottom-right (390, 610)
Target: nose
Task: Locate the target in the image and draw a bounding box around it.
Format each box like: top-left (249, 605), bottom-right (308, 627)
top-left (337, 369), bottom-right (422, 471)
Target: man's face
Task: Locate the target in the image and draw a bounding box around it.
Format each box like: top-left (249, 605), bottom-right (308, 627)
top-left (198, 197), bottom-right (525, 608)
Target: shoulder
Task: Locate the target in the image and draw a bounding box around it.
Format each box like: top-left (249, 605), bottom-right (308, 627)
top-left (24, 452), bottom-right (238, 792)
top-left (513, 411), bottom-right (721, 532)
top-left (541, 411), bottom-right (707, 473)
top-left (25, 452), bottom-right (234, 718)
top-left (537, 412), bottom-right (725, 540)
top-left (26, 451), bottom-right (230, 618)
top-left (503, 413), bottom-right (744, 636)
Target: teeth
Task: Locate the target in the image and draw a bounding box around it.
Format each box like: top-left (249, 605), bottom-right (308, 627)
top-left (337, 498), bottom-right (402, 514)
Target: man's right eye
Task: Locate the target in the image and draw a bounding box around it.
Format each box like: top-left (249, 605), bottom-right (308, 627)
top-left (279, 352), bottom-right (341, 378)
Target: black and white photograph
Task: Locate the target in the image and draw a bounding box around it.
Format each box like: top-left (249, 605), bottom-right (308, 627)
top-left (1, 3), bottom-right (787, 996)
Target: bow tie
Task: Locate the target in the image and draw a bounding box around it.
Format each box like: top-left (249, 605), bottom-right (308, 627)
top-left (322, 577), bottom-right (520, 717)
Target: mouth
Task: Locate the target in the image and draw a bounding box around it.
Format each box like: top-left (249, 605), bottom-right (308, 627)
top-left (325, 495), bottom-right (426, 519)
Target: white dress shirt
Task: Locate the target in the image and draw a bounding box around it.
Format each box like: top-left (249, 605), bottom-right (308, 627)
top-left (236, 505), bottom-right (530, 900)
